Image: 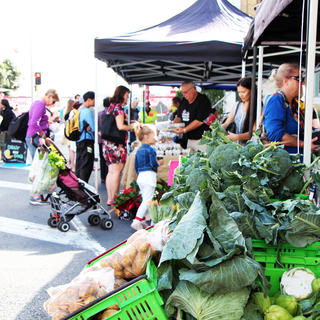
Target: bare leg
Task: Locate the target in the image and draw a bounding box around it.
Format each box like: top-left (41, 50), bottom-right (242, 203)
top-left (69, 149), bottom-right (76, 172)
top-left (106, 162), bottom-right (124, 204)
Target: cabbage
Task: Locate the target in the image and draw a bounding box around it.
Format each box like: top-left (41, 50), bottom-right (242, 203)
top-left (312, 278), bottom-right (320, 293)
top-left (165, 281), bottom-right (250, 320)
top-left (275, 295), bottom-right (297, 316)
top-left (253, 292), bottom-right (271, 313)
top-left (264, 305), bottom-right (293, 320)
top-left (291, 317), bottom-right (306, 320)
top-left (280, 268), bottom-right (315, 300)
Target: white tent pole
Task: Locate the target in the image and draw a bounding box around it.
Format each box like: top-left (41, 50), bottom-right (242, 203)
top-left (94, 59), bottom-right (99, 191)
top-left (256, 46), bottom-right (264, 127)
top-left (241, 60), bottom-right (246, 77)
top-left (303, 0), bottom-right (318, 166)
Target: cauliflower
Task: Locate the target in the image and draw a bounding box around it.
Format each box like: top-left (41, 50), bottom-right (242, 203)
top-left (280, 267), bottom-right (315, 300)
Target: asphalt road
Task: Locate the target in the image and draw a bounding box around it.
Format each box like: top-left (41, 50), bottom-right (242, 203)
top-left (0, 135), bottom-right (135, 319)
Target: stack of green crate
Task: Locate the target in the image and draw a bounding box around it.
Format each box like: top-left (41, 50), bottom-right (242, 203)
top-left (252, 239), bottom-right (320, 296)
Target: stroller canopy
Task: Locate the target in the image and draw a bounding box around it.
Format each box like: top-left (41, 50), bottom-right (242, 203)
top-left (95, 0), bottom-right (252, 86)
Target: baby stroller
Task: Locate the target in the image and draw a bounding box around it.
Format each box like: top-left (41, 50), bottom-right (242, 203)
top-left (43, 139), bottom-right (113, 232)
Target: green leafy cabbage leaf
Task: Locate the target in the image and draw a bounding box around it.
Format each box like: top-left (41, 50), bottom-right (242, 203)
top-left (165, 280), bottom-right (250, 320)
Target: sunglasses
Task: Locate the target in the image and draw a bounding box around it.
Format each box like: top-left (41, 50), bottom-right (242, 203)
top-left (289, 75), bottom-right (305, 82)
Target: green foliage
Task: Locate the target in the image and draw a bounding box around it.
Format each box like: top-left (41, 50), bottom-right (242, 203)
top-left (202, 88), bottom-right (224, 106)
top-left (0, 59), bottom-right (20, 93)
top-left (209, 143), bottom-right (241, 172)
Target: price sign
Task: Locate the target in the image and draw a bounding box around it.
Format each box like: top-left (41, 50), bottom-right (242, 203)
top-left (3, 138), bottom-right (27, 163)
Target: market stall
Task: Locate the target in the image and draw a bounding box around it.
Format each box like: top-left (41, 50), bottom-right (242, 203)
top-left (43, 124), bottom-right (320, 320)
top-left (242, 0), bottom-right (320, 165)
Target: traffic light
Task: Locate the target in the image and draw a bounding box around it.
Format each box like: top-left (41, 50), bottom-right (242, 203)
top-left (34, 72), bottom-right (41, 85)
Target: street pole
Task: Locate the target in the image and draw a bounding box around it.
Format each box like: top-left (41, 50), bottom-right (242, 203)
top-left (249, 46), bottom-right (257, 138)
top-left (303, 0), bottom-right (318, 166)
top-left (257, 46), bottom-right (264, 127)
top-left (94, 59), bottom-right (99, 191)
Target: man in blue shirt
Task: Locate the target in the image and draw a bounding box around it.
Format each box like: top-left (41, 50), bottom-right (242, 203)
top-left (76, 91), bottom-right (95, 182)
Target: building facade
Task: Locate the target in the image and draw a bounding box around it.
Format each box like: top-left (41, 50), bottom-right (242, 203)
top-left (241, 0), bottom-right (260, 16)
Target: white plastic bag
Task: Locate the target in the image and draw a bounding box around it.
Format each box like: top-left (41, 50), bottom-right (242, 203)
top-left (44, 268), bottom-right (114, 320)
top-left (31, 152), bottom-right (59, 194)
top-left (28, 149), bottom-right (44, 183)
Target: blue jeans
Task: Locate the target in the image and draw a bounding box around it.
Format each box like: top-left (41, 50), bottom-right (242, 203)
top-left (26, 135), bottom-right (39, 160)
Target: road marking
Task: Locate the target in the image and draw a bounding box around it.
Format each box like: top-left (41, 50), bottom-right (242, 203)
top-left (0, 216), bottom-right (106, 255)
top-left (0, 179), bottom-right (107, 256)
top-left (0, 180), bottom-right (31, 190)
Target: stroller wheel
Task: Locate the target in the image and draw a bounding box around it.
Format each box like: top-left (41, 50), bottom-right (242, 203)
top-left (100, 218), bottom-right (113, 230)
top-left (58, 221), bottom-right (70, 232)
top-left (47, 217), bottom-right (58, 228)
top-left (88, 214), bottom-right (101, 226)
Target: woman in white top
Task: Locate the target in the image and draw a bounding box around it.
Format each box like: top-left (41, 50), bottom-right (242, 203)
top-left (222, 77), bottom-right (256, 143)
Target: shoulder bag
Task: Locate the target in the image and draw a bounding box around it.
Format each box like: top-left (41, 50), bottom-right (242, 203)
top-left (225, 102), bottom-right (241, 134)
top-left (101, 109), bottom-right (126, 145)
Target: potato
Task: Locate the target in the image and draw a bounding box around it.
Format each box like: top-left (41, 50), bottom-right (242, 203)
top-left (132, 239), bottom-right (150, 253)
top-left (111, 252), bottom-right (124, 271)
top-left (66, 301), bottom-right (80, 313)
top-left (100, 259), bottom-right (112, 269)
top-left (108, 304), bottom-right (120, 311)
top-left (123, 268), bottom-right (135, 279)
top-left (100, 308), bottom-right (118, 319)
top-left (122, 246), bottom-right (137, 268)
top-left (127, 229), bottom-right (148, 245)
top-left (114, 278), bottom-right (127, 289)
top-left (83, 295), bottom-right (96, 305)
top-left (131, 252), bottom-right (149, 276)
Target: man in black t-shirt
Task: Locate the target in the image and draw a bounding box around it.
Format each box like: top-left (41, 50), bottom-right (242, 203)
top-left (173, 81), bottom-right (211, 152)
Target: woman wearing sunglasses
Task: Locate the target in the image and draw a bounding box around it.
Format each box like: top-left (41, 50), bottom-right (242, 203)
top-left (263, 63), bottom-right (318, 154)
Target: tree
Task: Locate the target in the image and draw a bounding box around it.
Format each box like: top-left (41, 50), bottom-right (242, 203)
top-left (0, 59), bottom-right (20, 94)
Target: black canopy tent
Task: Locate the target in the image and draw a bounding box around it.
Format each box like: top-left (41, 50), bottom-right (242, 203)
top-left (243, 0), bottom-right (320, 64)
top-left (94, 0), bottom-right (252, 86)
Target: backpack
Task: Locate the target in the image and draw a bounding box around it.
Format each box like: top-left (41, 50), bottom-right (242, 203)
top-left (64, 109), bottom-right (82, 141)
top-left (7, 112), bottom-right (29, 142)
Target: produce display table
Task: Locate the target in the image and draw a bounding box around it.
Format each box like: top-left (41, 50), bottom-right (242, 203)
top-left (121, 152), bottom-right (179, 189)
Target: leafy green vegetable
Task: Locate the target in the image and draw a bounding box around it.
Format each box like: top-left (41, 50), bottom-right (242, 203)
top-left (160, 193), bottom-right (208, 265)
top-left (207, 187), bottom-right (246, 253)
top-left (179, 256), bottom-right (261, 295)
top-left (209, 143), bottom-right (241, 173)
top-left (165, 281), bottom-right (250, 320)
top-left (253, 292), bottom-right (272, 313)
top-left (284, 213), bottom-right (320, 247)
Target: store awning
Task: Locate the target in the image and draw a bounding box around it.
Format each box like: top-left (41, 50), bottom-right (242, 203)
top-left (243, 0), bottom-right (320, 64)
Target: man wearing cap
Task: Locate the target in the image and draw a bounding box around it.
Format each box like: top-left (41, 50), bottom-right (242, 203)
top-left (173, 80), bottom-right (211, 152)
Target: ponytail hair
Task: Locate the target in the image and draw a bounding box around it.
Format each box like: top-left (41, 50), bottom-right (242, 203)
top-left (134, 124), bottom-right (156, 142)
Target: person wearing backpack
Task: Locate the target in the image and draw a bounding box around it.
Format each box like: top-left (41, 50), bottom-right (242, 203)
top-left (75, 91), bottom-right (95, 183)
top-left (0, 99), bottom-right (16, 159)
top-left (26, 89), bottom-right (59, 205)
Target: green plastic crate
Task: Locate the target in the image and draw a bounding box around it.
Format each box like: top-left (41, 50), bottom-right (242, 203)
top-left (64, 230), bottom-right (167, 320)
top-left (252, 239), bottom-right (320, 296)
